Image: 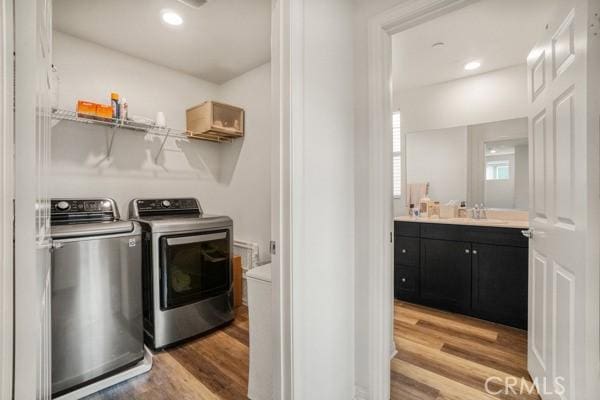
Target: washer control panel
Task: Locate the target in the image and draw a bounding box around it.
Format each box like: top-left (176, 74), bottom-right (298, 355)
top-left (51, 199), bottom-right (117, 223)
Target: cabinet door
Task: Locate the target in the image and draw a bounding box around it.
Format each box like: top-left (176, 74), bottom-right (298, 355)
top-left (471, 244), bottom-right (528, 329)
top-left (394, 236), bottom-right (419, 267)
top-left (394, 265), bottom-right (419, 301)
top-left (420, 239), bottom-right (471, 313)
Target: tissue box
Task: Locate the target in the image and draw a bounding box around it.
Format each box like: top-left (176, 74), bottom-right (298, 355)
top-left (440, 204), bottom-right (458, 219)
top-left (76, 100), bottom-right (97, 118)
top-left (95, 104), bottom-right (113, 120)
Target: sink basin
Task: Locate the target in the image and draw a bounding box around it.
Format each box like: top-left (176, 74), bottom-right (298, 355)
top-left (447, 218), bottom-right (508, 225)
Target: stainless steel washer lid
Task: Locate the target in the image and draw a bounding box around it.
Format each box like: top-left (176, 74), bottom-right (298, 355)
top-left (132, 214), bottom-right (233, 233)
top-left (51, 220), bottom-right (136, 239)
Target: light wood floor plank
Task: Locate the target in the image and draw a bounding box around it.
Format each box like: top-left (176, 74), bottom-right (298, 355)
top-left (393, 301), bottom-right (540, 400)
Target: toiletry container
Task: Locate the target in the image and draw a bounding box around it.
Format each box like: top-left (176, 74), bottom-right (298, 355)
top-left (111, 92), bottom-right (120, 119)
top-left (440, 204), bottom-right (458, 219)
top-left (458, 201), bottom-right (467, 218)
top-left (419, 196), bottom-right (431, 218)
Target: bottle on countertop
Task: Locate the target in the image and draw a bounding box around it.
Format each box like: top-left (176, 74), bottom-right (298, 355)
top-left (458, 201), bottom-right (467, 218)
top-left (119, 97), bottom-right (128, 122)
top-left (409, 203), bottom-right (415, 218)
top-left (430, 201), bottom-right (440, 218)
top-left (419, 196), bottom-right (431, 218)
top-left (111, 92), bottom-right (120, 120)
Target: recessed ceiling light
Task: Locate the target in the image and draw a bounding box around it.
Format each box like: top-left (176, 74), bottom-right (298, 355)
top-left (464, 61), bottom-right (481, 71)
top-left (490, 149), bottom-right (497, 154)
top-left (162, 10), bottom-right (183, 26)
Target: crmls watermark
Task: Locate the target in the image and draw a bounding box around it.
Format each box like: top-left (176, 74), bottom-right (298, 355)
top-left (484, 376), bottom-right (566, 396)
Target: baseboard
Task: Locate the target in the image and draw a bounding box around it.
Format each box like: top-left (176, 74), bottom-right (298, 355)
top-left (354, 385), bottom-right (369, 400)
top-left (55, 347), bottom-right (153, 400)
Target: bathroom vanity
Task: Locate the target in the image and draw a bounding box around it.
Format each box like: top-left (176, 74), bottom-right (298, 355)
top-left (394, 218), bottom-right (528, 329)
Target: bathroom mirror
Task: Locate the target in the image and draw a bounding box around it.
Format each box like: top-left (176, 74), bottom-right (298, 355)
top-left (404, 117), bottom-right (529, 211)
top-left (483, 139), bottom-right (528, 210)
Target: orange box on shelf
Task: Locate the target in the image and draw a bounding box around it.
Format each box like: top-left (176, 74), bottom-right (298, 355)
top-left (95, 104), bottom-right (113, 120)
top-left (76, 100), bottom-right (97, 118)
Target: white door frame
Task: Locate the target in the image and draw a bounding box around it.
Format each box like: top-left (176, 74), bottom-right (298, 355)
top-left (271, 0), bottom-right (293, 398)
top-left (271, 0), bottom-right (302, 398)
top-left (366, 1), bottom-right (478, 398)
top-left (0, 0), bottom-right (14, 398)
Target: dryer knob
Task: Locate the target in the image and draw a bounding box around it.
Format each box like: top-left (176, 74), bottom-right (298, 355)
top-left (56, 201), bottom-right (70, 211)
top-left (162, 200), bottom-right (171, 208)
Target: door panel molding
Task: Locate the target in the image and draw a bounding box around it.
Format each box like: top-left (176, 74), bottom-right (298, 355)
top-left (551, 9), bottom-right (575, 79)
top-left (552, 85), bottom-right (576, 229)
top-left (531, 50), bottom-right (546, 101)
top-left (531, 251), bottom-right (548, 370)
top-left (532, 110), bottom-right (548, 222)
top-left (552, 262), bottom-right (575, 399)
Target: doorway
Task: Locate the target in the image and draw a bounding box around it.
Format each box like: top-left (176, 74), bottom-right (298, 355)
top-left (366, 0), bottom-right (600, 399)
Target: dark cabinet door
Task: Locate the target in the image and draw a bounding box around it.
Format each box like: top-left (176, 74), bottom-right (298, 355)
top-left (420, 239), bottom-right (471, 313)
top-left (394, 236), bottom-right (420, 267)
top-left (472, 244), bottom-right (528, 329)
top-left (394, 265), bottom-right (419, 301)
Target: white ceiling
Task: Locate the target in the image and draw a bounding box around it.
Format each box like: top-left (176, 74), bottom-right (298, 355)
top-left (485, 138), bottom-right (528, 156)
top-left (53, 0), bottom-right (271, 84)
top-left (392, 0), bottom-right (557, 92)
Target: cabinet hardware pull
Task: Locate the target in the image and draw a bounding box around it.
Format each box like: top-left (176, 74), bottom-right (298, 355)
top-left (401, 249), bottom-right (406, 253)
top-left (465, 249), bottom-right (470, 253)
top-left (472, 250), bottom-right (478, 255)
top-left (401, 278), bottom-right (406, 283)
top-left (521, 228), bottom-right (534, 239)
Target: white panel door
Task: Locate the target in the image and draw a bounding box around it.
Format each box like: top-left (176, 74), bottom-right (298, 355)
top-left (14, 0), bottom-right (53, 398)
top-left (526, 0), bottom-right (599, 399)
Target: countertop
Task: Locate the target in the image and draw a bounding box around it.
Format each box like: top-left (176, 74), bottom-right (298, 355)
top-left (394, 215), bottom-right (529, 229)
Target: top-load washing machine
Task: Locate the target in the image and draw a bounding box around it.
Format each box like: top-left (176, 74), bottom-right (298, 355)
top-left (50, 198), bottom-right (144, 397)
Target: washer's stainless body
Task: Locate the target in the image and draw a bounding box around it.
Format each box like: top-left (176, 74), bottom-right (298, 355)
top-left (50, 199), bottom-right (144, 397)
top-left (129, 198), bottom-right (234, 350)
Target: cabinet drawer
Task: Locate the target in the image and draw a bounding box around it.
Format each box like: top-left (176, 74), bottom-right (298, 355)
top-left (394, 265), bottom-right (418, 300)
top-left (420, 223), bottom-right (527, 248)
top-left (394, 237), bottom-right (419, 267)
top-left (395, 221), bottom-right (419, 237)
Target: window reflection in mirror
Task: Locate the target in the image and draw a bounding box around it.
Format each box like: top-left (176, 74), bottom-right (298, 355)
top-left (483, 139), bottom-right (528, 210)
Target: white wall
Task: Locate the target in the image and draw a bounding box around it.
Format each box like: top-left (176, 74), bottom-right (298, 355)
top-left (395, 64), bottom-right (528, 133)
top-left (406, 126), bottom-right (467, 203)
top-left (211, 63), bottom-right (272, 256)
top-left (50, 31), bottom-right (271, 260)
top-left (291, 0), bottom-right (356, 398)
top-left (514, 143), bottom-right (529, 210)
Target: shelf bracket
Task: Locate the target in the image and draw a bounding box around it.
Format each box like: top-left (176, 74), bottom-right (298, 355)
top-left (106, 125), bottom-right (118, 158)
top-left (154, 129), bottom-right (170, 163)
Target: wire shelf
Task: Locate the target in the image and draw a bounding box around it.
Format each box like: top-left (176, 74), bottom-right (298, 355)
top-left (51, 108), bottom-right (232, 162)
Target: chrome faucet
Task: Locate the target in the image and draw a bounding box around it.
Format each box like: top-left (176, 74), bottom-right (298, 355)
top-left (472, 204), bottom-right (487, 219)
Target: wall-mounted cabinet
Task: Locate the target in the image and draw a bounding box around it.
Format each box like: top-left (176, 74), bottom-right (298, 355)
top-left (186, 101), bottom-right (245, 139)
top-left (394, 220), bottom-right (528, 329)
